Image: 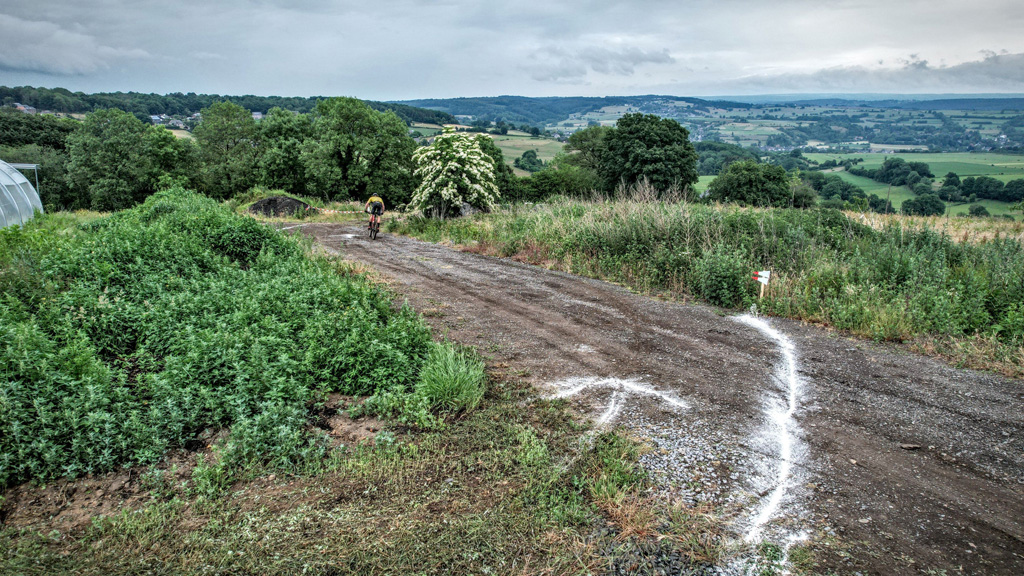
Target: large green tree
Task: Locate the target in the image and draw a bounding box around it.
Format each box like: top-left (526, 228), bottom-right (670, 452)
top-left (600, 113), bottom-right (698, 195)
top-left (257, 107), bottom-right (311, 195)
top-left (705, 160), bottom-right (811, 208)
top-left (1003, 179), bottom-right (1024, 203)
top-left (65, 109), bottom-right (194, 211)
top-left (694, 141), bottom-right (760, 176)
top-left (193, 101), bottom-right (258, 200)
top-left (564, 125), bottom-right (612, 174)
top-left (0, 144), bottom-right (72, 210)
top-left (522, 155), bottom-right (602, 201)
top-left (0, 107), bottom-right (77, 150)
top-left (301, 97), bottom-right (415, 203)
top-left (901, 193), bottom-right (945, 216)
top-left (513, 149), bottom-right (545, 173)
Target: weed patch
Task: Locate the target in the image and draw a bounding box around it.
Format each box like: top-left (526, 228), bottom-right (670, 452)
top-left (0, 188), bottom-right (436, 487)
top-left (0, 375), bottom-right (717, 575)
top-left (390, 199), bottom-right (1024, 375)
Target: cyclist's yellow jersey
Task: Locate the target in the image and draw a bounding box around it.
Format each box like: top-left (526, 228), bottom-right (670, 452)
top-left (366, 196), bottom-right (384, 209)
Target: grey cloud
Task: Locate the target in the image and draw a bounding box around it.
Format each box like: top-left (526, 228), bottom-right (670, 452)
top-left (2, 0), bottom-right (1024, 99)
top-left (528, 46), bottom-right (675, 82)
top-left (189, 52), bottom-right (227, 61)
top-left (735, 51), bottom-right (1024, 92)
top-left (0, 13), bottom-right (149, 75)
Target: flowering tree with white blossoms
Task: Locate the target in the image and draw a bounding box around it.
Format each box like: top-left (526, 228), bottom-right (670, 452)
top-left (411, 127), bottom-right (500, 217)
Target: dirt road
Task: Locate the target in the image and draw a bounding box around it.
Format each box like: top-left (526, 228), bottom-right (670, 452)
top-left (300, 223), bottom-right (1024, 574)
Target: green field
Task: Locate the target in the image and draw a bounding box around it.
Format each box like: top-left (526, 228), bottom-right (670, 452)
top-left (410, 122), bottom-right (442, 137)
top-left (698, 164), bottom-right (1019, 218)
top-left (945, 199), bottom-right (1020, 218)
top-left (830, 171), bottom-right (914, 205)
top-left (803, 152), bottom-right (1024, 217)
top-left (490, 134), bottom-right (566, 165)
top-left (805, 152), bottom-right (1024, 183)
top-left (695, 175), bottom-right (715, 193)
top-left (717, 121), bottom-right (784, 146)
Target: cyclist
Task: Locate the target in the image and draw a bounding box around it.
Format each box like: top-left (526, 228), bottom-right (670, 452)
top-left (365, 194), bottom-right (385, 231)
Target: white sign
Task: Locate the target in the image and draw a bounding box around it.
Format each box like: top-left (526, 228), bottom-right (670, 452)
top-left (753, 270), bottom-right (771, 285)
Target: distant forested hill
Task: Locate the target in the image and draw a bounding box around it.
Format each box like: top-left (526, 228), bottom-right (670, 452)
top-left (397, 95), bottom-right (751, 125)
top-left (887, 98), bottom-right (1024, 111)
top-left (777, 97), bottom-right (1024, 111)
top-left (0, 86), bottom-right (455, 125)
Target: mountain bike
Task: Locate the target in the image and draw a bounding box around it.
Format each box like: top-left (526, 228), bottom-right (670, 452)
top-left (368, 215), bottom-right (380, 240)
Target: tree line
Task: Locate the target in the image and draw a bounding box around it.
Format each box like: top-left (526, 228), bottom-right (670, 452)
top-left (7, 96), bottom-right (1018, 219)
top-left (0, 86), bottom-right (455, 126)
top-left (2, 99), bottom-right (428, 211)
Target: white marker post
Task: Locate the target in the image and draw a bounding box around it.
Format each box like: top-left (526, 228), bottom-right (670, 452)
top-left (752, 270), bottom-right (771, 299)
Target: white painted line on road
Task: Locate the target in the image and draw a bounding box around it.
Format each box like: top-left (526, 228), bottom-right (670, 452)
top-left (598, 391), bottom-right (623, 424)
top-left (549, 376), bottom-right (689, 425)
top-left (280, 224), bottom-right (308, 231)
top-left (732, 314), bottom-right (808, 546)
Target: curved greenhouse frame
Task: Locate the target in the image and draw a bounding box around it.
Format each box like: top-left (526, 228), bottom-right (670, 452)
top-left (0, 159), bottom-right (44, 228)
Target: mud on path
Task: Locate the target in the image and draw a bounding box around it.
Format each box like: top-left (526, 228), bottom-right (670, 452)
top-left (298, 223), bottom-right (1024, 574)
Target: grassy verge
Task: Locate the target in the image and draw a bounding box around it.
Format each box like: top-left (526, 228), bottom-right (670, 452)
top-left (387, 198), bottom-right (1024, 378)
top-left (0, 373), bottom-right (722, 575)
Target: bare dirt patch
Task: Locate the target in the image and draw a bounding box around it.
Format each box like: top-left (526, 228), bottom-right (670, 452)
top-left (0, 394), bottom-right (384, 535)
top-left (0, 449), bottom-right (196, 532)
top-left (297, 222), bottom-right (1024, 575)
top-left (313, 393), bottom-right (384, 446)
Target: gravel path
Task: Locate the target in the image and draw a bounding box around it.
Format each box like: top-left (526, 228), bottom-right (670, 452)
top-left (299, 223), bottom-right (1024, 575)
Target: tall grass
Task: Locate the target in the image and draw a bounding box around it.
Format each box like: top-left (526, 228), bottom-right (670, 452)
top-left (0, 188), bottom-right (435, 486)
top-left (415, 343), bottom-right (486, 413)
top-left (390, 197), bottom-right (1024, 376)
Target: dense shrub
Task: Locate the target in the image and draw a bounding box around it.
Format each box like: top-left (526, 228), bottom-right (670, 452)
top-left (693, 245), bottom-right (750, 307)
top-left (415, 343), bottom-right (486, 413)
top-left (357, 342), bottom-right (487, 429)
top-left (705, 160), bottom-right (801, 208)
top-left (901, 193), bottom-right (945, 216)
top-left (0, 188), bottom-right (436, 486)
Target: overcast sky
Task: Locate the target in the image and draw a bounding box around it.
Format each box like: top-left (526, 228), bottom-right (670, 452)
top-left (3, 0), bottom-right (1024, 100)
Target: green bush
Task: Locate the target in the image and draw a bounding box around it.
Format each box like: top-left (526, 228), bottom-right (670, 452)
top-left (357, 342), bottom-right (487, 429)
top-left (0, 188), bottom-right (436, 486)
top-left (415, 343), bottom-right (487, 413)
top-left (693, 245), bottom-right (751, 308)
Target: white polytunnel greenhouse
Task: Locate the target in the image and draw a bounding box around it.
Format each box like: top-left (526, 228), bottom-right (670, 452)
top-left (0, 159), bottom-right (44, 229)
